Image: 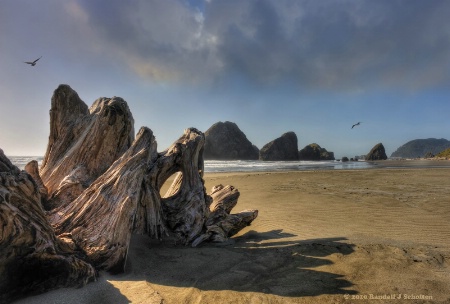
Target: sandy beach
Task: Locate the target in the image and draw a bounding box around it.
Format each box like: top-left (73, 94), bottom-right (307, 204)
top-left (14, 164), bottom-right (450, 303)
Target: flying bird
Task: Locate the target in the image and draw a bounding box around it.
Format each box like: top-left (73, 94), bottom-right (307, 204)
top-left (351, 122), bottom-right (362, 129)
top-left (24, 56), bottom-right (42, 66)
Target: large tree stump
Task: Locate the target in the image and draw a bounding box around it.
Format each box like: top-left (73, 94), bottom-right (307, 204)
top-left (0, 84), bottom-right (258, 301)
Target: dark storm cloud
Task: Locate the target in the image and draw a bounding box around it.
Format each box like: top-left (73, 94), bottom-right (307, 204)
top-left (73, 0), bottom-right (450, 90)
top-left (208, 0), bottom-right (450, 90)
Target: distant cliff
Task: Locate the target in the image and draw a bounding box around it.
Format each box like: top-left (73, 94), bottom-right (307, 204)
top-left (204, 121), bottom-right (259, 160)
top-left (259, 132), bottom-right (299, 161)
top-left (391, 138), bottom-right (450, 158)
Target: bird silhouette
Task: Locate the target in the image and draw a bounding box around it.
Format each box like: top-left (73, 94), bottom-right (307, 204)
top-left (24, 56), bottom-right (42, 66)
top-left (352, 121), bottom-right (361, 129)
top-left (351, 122), bottom-right (362, 129)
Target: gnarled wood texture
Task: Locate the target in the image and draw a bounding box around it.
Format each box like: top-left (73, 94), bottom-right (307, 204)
top-left (47, 127), bottom-right (157, 273)
top-left (192, 184), bottom-right (258, 246)
top-left (40, 84), bottom-right (134, 210)
top-left (0, 84), bottom-right (258, 301)
top-left (151, 128), bottom-right (208, 244)
top-left (24, 160), bottom-right (48, 206)
top-left (0, 149), bottom-right (96, 303)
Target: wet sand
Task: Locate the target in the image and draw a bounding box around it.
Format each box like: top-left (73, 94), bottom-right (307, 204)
top-left (14, 164), bottom-right (450, 303)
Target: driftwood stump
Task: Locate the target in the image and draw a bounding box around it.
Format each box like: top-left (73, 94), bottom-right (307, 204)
top-left (0, 84), bottom-right (258, 302)
top-left (0, 149), bottom-right (96, 303)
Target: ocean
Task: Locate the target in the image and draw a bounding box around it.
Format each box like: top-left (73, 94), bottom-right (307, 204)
top-left (203, 160), bottom-right (374, 172)
top-left (8, 156), bottom-right (374, 172)
top-left (8, 156), bottom-right (44, 170)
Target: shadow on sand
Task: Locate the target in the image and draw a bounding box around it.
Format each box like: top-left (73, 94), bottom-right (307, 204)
top-left (122, 230), bottom-right (357, 298)
top-left (13, 230), bottom-right (357, 303)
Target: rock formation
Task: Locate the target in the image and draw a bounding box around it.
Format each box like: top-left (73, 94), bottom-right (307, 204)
top-left (365, 143), bottom-right (388, 160)
top-left (298, 143), bottom-right (335, 161)
top-left (204, 121), bottom-right (259, 160)
top-left (423, 151), bottom-right (435, 158)
top-left (0, 84), bottom-right (258, 302)
top-left (435, 147), bottom-right (450, 159)
top-left (259, 132), bottom-right (299, 161)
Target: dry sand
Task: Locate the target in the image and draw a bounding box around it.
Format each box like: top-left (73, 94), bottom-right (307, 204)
top-left (14, 164), bottom-right (450, 303)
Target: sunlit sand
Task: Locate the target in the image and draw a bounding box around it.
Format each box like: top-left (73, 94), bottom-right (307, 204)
top-left (16, 165), bottom-right (450, 303)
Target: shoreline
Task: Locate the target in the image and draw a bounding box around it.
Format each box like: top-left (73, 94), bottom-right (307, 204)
top-left (366, 159), bottom-right (450, 169)
top-left (8, 156), bottom-right (450, 172)
top-left (206, 158), bottom-right (450, 173)
top-left (202, 159), bottom-right (450, 181)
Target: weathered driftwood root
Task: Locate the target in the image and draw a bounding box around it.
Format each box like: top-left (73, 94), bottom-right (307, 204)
top-left (40, 84), bottom-right (134, 210)
top-left (24, 160), bottom-right (48, 204)
top-left (47, 127), bottom-right (157, 273)
top-left (148, 131), bottom-right (257, 247)
top-left (151, 128), bottom-right (208, 244)
top-left (37, 85), bottom-right (257, 257)
top-left (0, 149), bottom-right (96, 303)
top-left (192, 184), bottom-right (258, 247)
top-left (0, 84), bottom-right (258, 300)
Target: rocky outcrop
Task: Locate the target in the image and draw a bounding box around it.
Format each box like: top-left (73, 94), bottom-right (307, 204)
top-left (204, 121), bottom-right (259, 160)
top-left (259, 132), bottom-right (299, 161)
top-left (366, 143), bottom-right (388, 160)
top-left (391, 138), bottom-right (450, 158)
top-left (424, 152), bottom-right (435, 158)
top-left (435, 148), bottom-right (450, 159)
top-left (298, 143), bottom-right (335, 160)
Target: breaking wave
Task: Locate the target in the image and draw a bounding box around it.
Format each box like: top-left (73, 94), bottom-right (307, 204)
top-left (204, 160), bottom-right (374, 172)
top-left (8, 157), bottom-right (374, 173)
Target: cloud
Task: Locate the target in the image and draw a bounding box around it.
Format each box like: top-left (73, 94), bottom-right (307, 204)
top-left (69, 0), bottom-right (221, 83)
top-left (68, 0), bottom-right (450, 91)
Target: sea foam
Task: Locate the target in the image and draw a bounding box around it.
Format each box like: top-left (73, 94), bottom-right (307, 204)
top-left (8, 157), bottom-right (374, 173)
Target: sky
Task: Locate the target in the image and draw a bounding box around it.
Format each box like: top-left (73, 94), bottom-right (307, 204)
top-left (1, 0), bottom-right (450, 159)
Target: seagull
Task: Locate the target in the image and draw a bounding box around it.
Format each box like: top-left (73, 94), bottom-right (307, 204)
top-left (24, 56), bottom-right (42, 66)
top-left (351, 122), bottom-right (362, 129)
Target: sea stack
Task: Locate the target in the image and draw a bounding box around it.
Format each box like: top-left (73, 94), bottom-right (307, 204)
top-left (298, 143), bottom-right (335, 160)
top-left (365, 143), bottom-right (388, 160)
top-left (204, 121), bottom-right (259, 160)
top-left (259, 132), bottom-right (299, 161)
